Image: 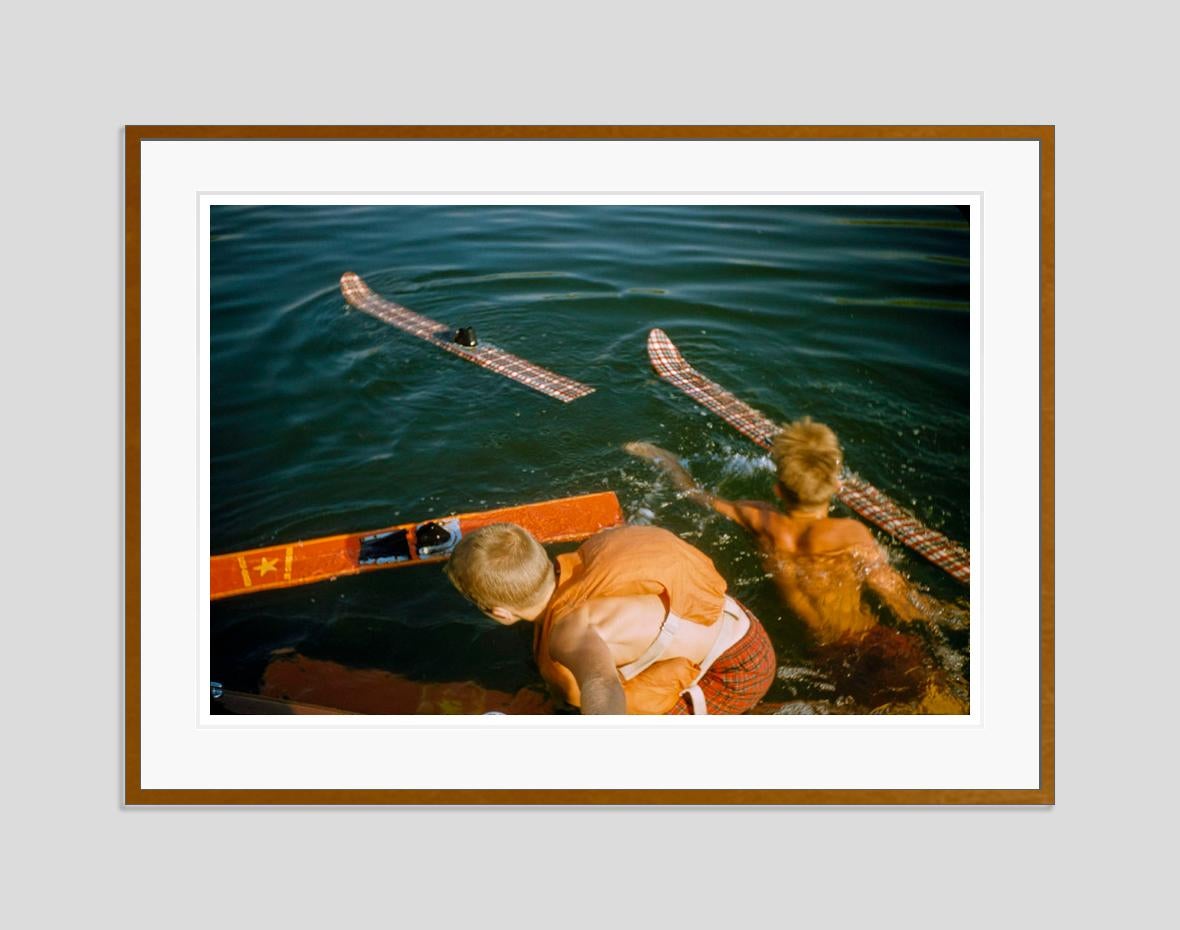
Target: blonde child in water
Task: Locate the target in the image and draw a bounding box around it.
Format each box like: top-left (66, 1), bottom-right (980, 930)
top-left (626, 418), bottom-right (967, 712)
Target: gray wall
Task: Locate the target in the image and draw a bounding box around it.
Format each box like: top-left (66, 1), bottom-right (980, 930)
top-left (4, 1), bottom-right (1167, 926)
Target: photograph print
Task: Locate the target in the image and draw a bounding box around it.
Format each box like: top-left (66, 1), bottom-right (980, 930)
top-left (209, 203), bottom-right (971, 718)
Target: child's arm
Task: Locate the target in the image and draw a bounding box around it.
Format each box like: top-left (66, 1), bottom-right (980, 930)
top-left (624, 441), bottom-right (777, 540)
top-left (548, 606), bottom-right (627, 714)
top-left (862, 537), bottom-right (966, 626)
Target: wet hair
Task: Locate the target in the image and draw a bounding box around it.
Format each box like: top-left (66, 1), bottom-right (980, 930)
top-left (771, 417), bottom-right (843, 507)
top-left (443, 523), bottom-right (554, 612)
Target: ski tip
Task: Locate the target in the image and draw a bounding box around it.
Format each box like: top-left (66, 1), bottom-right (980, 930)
top-left (647, 327), bottom-right (671, 355)
top-left (647, 327), bottom-right (687, 374)
top-left (340, 271), bottom-right (372, 307)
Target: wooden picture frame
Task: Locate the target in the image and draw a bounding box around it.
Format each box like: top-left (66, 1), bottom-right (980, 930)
top-left (125, 125), bottom-right (1053, 804)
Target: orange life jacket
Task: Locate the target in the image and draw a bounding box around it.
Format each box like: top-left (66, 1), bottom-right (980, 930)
top-left (534, 525), bottom-right (728, 713)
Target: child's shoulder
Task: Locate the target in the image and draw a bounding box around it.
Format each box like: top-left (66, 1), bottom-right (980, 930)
top-left (731, 498), bottom-right (780, 516)
top-left (728, 499), bottom-right (787, 531)
top-left (798, 516), bottom-right (877, 555)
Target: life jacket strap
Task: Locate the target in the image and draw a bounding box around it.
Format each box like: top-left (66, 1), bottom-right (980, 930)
top-left (617, 612), bottom-right (683, 681)
top-left (680, 596), bottom-right (751, 715)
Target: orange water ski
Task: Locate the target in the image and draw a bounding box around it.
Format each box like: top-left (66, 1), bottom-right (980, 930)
top-left (211, 490), bottom-right (624, 600)
top-left (214, 654), bottom-right (809, 716)
top-left (216, 689), bottom-right (360, 715)
top-left (249, 655), bottom-right (557, 715)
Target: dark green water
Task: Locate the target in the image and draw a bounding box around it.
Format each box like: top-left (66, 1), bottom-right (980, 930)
top-left (211, 205), bottom-right (969, 712)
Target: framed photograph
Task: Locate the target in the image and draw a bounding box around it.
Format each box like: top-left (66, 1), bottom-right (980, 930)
top-left (125, 126), bottom-right (1053, 804)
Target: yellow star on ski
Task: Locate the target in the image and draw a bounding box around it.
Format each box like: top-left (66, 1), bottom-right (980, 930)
top-left (255, 556), bottom-right (279, 577)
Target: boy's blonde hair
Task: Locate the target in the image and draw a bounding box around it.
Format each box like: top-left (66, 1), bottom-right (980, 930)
top-left (772, 417), bottom-right (844, 507)
top-left (444, 523), bottom-right (554, 612)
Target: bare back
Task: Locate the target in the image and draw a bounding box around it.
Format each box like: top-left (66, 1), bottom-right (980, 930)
top-left (556, 594), bottom-right (723, 669)
top-left (725, 501), bottom-right (882, 643)
top-left (621, 441), bottom-right (947, 644)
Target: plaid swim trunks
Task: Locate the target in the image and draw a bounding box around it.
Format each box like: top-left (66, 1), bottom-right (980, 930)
top-left (667, 600), bottom-right (776, 715)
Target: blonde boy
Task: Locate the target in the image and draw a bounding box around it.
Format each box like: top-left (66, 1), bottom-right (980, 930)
top-left (626, 419), bottom-right (959, 646)
top-left (445, 523), bottom-right (776, 715)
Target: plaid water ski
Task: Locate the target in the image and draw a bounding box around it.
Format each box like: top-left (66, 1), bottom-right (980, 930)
top-left (341, 273), bottom-right (594, 403)
top-left (647, 328), bottom-right (970, 584)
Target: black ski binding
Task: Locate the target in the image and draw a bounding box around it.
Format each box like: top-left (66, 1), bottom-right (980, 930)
top-left (415, 518), bottom-right (461, 558)
top-left (359, 528), bottom-right (412, 565)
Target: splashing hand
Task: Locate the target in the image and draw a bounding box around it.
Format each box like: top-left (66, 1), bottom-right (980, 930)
top-left (624, 442), bottom-right (701, 495)
top-left (623, 441), bottom-right (677, 466)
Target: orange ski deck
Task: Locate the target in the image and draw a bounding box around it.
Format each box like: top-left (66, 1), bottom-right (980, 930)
top-left (252, 655), bottom-right (556, 714)
top-left (213, 654), bottom-right (799, 716)
top-left (211, 490), bottom-right (624, 600)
